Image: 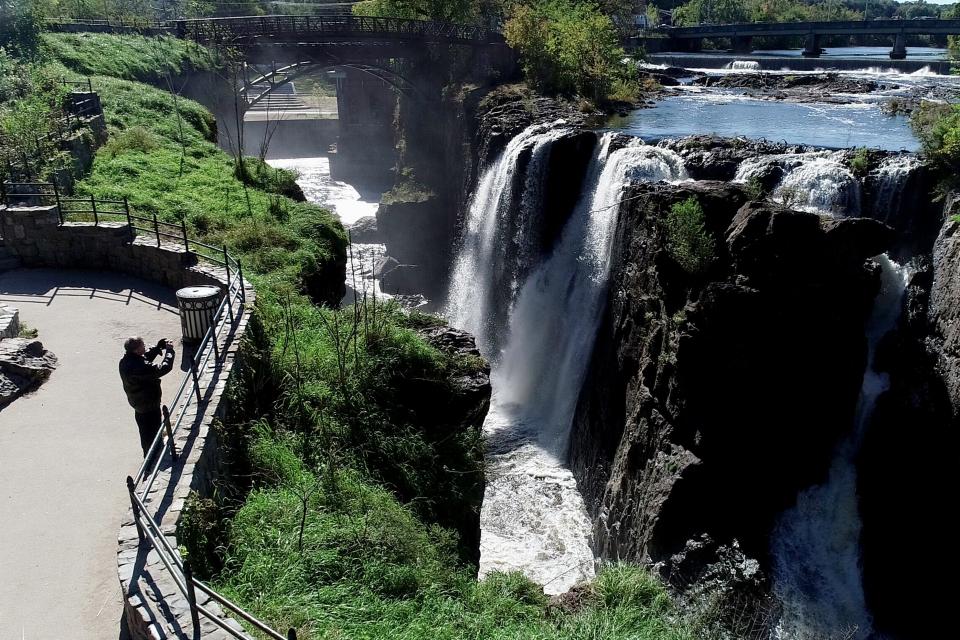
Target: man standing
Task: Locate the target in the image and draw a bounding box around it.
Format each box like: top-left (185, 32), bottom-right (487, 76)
top-left (119, 336), bottom-right (176, 458)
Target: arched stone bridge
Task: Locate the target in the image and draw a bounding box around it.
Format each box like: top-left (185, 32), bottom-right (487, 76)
top-left (658, 18), bottom-right (960, 59)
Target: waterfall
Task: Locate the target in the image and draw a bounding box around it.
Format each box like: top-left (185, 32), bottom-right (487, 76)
top-left (735, 152), bottom-right (862, 216)
top-left (870, 155), bottom-right (921, 223)
top-left (771, 255), bottom-right (909, 640)
top-left (448, 128), bottom-right (688, 593)
top-left (446, 120), bottom-right (572, 356)
top-left (726, 60), bottom-right (761, 71)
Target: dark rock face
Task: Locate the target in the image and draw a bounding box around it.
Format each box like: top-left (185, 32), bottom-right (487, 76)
top-left (348, 216), bottom-right (380, 243)
top-left (0, 338), bottom-right (58, 408)
top-left (569, 183), bottom-right (889, 575)
top-left (691, 72), bottom-right (881, 103)
top-left (404, 324), bottom-right (491, 564)
top-left (657, 136), bottom-right (818, 182)
top-left (856, 214), bottom-right (960, 639)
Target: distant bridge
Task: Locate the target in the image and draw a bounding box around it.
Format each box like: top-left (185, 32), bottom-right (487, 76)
top-left (658, 19), bottom-right (960, 58)
top-left (48, 14), bottom-right (511, 105)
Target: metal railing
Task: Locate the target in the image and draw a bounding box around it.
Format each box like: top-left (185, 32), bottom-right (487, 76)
top-left (0, 179), bottom-right (288, 637)
top-left (122, 258), bottom-right (298, 640)
top-left (175, 14), bottom-right (496, 43)
top-left (2, 83), bottom-right (100, 183)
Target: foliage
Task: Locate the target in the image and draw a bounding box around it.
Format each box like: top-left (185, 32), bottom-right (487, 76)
top-left (848, 147), bottom-right (870, 177)
top-left (214, 435), bottom-right (694, 640)
top-left (672, 0), bottom-right (862, 26)
top-left (101, 125), bottom-right (158, 157)
top-left (42, 33), bottom-right (218, 83)
top-left (744, 176), bottom-right (766, 200)
top-left (0, 0), bottom-right (43, 58)
top-left (912, 100), bottom-right (960, 196)
top-left (352, 0), bottom-right (485, 22)
top-left (178, 491), bottom-right (227, 579)
top-left (504, 0), bottom-right (633, 103)
top-left (665, 197), bottom-right (715, 275)
top-left (0, 55), bottom-right (68, 180)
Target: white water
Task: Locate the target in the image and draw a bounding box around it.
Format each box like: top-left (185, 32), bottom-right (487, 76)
top-left (266, 156), bottom-right (386, 299)
top-left (726, 60), bottom-right (762, 71)
top-left (446, 120), bottom-right (572, 356)
top-left (871, 155), bottom-right (922, 222)
top-left (771, 255), bottom-right (909, 640)
top-left (735, 152), bottom-right (862, 215)
top-left (448, 127), bottom-right (687, 593)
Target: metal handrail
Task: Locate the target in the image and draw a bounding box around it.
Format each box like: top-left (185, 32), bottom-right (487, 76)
top-left (127, 480), bottom-right (294, 640)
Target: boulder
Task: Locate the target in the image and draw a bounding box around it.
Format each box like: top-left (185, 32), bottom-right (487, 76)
top-left (348, 216), bottom-right (381, 243)
top-left (0, 338), bottom-right (58, 408)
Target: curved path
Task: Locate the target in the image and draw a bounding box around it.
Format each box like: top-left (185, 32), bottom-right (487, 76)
top-left (0, 269), bottom-right (184, 640)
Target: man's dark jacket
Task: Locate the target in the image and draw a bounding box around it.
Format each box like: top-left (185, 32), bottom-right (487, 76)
top-left (119, 345), bottom-right (175, 413)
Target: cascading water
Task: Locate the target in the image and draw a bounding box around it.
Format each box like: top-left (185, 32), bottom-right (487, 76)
top-left (446, 120), bottom-right (572, 355)
top-left (771, 255), bottom-right (909, 640)
top-left (726, 60), bottom-right (762, 71)
top-left (870, 155), bottom-right (921, 222)
top-left (447, 127), bottom-right (688, 593)
top-left (735, 152), bottom-right (862, 215)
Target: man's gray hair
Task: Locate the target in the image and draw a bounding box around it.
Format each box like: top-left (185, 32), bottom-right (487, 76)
top-left (124, 336), bottom-right (145, 354)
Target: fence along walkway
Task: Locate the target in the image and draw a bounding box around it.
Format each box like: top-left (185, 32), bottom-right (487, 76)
top-left (0, 182), bottom-right (294, 639)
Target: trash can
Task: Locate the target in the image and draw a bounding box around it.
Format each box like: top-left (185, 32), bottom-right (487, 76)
top-left (176, 285), bottom-right (222, 343)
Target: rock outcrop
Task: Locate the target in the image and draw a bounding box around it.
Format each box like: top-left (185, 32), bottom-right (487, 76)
top-left (569, 182), bottom-right (891, 582)
top-left (0, 337), bottom-right (58, 408)
top-left (856, 211), bottom-right (960, 639)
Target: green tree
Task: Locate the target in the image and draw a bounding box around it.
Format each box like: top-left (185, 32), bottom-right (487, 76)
top-left (665, 197), bottom-right (715, 275)
top-left (0, 0), bottom-right (42, 58)
top-left (504, 0), bottom-right (628, 102)
top-left (352, 0), bottom-right (483, 22)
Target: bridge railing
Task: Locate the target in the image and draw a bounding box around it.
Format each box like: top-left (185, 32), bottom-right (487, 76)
top-left (175, 13), bottom-right (496, 43)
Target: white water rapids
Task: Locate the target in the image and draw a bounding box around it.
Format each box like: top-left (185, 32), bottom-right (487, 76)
top-left (772, 255), bottom-right (909, 640)
top-left (763, 155), bottom-right (916, 639)
top-left (735, 151), bottom-right (863, 215)
top-left (447, 126), bottom-right (687, 593)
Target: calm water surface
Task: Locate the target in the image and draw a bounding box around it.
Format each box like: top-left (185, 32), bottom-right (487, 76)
top-left (609, 89), bottom-right (920, 150)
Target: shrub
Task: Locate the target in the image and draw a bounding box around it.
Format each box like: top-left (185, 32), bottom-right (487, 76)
top-left (504, 0), bottom-right (632, 103)
top-left (665, 197), bottom-right (715, 275)
top-left (102, 126), bottom-right (158, 157)
top-left (849, 147), bottom-right (870, 177)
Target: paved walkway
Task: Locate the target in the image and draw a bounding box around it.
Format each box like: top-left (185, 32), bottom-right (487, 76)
top-left (0, 269), bottom-right (185, 640)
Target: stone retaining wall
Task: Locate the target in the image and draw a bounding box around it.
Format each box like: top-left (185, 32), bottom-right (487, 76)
top-left (0, 204), bottom-right (259, 639)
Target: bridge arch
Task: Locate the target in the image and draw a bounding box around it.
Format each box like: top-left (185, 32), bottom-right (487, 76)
top-left (242, 60), bottom-right (424, 110)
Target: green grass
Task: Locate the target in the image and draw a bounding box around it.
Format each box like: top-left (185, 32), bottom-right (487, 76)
top-left (205, 433), bottom-right (693, 640)
top-left (37, 32), bottom-right (701, 639)
top-left (42, 32), bottom-right (218, 83)
top-left (66, 72), bottom-right (346, 304)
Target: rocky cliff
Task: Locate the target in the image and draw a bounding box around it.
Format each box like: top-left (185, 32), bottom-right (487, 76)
top-left (376, 86), bottom-right (589, 303)
top-left (569, 181), bottom-right (892, 584)
top-left (856, 204), bottom-right (960, 639)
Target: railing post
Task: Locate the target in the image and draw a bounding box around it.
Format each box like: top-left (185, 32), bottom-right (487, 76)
top-left (126, 476), bottom-right (144, 542)
top-left (52, 181), bottom-right (63, 224)
top-left (162, 405), bottom-right (178, 460)
top-left (124, 197), bottom-right (135, 242)
top-left (237, 259), bottom-right (246, 303)
top-left (183, 561), bottom-right (202, 632)
top-left (190, 357), bottom-right (201, 401)
top-left (181, 219), bottom-right (190, 253)
top-left (153, 211), bottom-right (160, 247)
top-left (91, 194), bottom-right (98, 225)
